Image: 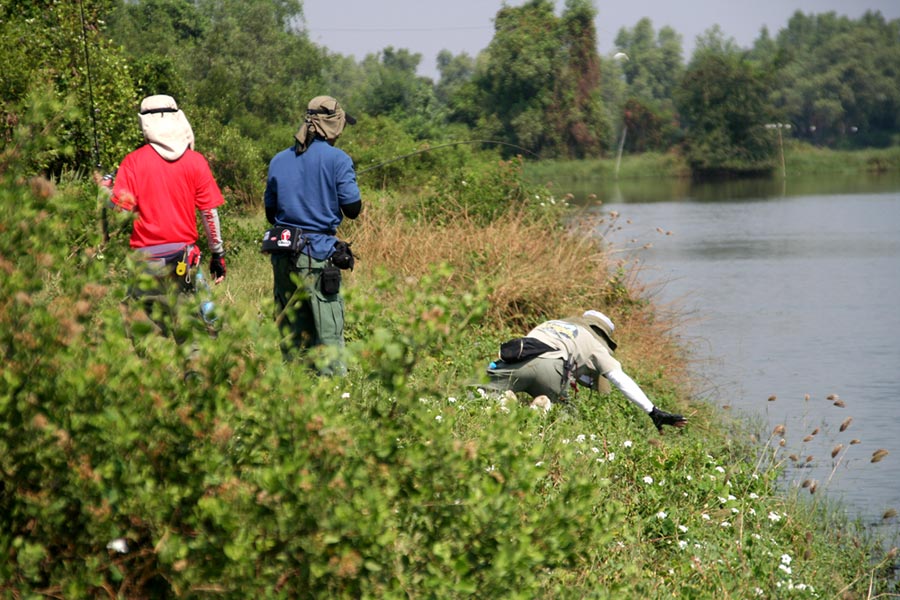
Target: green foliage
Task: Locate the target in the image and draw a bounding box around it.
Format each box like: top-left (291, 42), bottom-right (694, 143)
top-left (768, 10), bottom-right (900, 148)
top-left (343, 115), bottom-right (488, 191)
top-left (1, 109), bottom-right (897, 599)
top-left (0, 0), bottom-right (139, 174)
top-left (469, 0), bottom-right (607, 159)
top-left (675, 29), bottom-right (777, 175)
top-left (0, 175), bottom-right (616, 598)
top-left (417, 156), bottom-right (563, 226)
top-left (353, 48), bottom-right (438, 118)
top-left (192, 108), bottom-right (267, 208)
top-left (614, 18), bottom-right (685, 104)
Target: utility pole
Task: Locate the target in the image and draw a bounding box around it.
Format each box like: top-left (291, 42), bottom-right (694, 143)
top-left (765, 123), bottom-right (791, 179)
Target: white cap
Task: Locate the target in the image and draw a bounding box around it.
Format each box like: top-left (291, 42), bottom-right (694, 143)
top-left (583, 310), bottom-right (614, 332)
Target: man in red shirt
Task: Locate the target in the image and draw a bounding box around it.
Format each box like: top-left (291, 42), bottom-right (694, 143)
top-left (111, 95), bottom-right (227, 337)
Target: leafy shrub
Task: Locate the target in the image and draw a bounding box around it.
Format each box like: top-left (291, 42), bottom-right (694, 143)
top-left (196, 111), bottom-right (267, 209)
top-left (0, 143), bottom-right (627, 599)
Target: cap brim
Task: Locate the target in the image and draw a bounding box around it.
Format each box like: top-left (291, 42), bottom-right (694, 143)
top-left (344, 113), bottom-right (357, 125)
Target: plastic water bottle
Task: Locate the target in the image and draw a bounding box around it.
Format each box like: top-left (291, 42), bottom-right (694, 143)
top-left (194, 268), bottom-right (216, 324)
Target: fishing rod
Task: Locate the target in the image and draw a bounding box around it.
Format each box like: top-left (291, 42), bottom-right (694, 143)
top-left (356, 139), bottom-right (541, 175)
top-left (78, 0), bottom-right (109, 244)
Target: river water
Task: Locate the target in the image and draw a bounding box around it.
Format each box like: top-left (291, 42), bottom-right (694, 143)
top-left (562, 173), bottom-right (900, 537)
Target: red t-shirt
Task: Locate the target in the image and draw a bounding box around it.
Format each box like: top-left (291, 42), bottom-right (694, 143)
top-left (112, 145), bottom-right (225, 249)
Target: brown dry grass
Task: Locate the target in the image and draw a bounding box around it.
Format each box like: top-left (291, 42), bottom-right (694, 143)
top-left (341, 196), bottom-right (692, 393)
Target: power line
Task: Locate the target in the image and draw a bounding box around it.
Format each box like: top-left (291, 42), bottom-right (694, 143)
top-left (307, 25), bottom-right (492, 33)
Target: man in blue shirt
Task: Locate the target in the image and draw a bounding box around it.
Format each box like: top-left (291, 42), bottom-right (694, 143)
top-left (264, 95), bottom-right (362, 375)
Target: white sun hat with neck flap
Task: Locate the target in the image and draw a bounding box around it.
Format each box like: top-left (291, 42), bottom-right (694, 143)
top-left (139, 94), bottom-right (195, 161)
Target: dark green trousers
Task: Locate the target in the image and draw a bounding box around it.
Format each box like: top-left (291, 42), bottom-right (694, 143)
top-left (271, 253), bottom-right (346, 376)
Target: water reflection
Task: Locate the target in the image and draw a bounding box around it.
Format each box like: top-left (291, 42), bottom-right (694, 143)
top-left (536, 171), bottom-right (900, 205)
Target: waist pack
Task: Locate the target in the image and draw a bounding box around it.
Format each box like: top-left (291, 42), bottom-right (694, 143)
top-left (499, 337), bottom-right (555, 363)
top-left (261, 226), bottom-right (305, 254)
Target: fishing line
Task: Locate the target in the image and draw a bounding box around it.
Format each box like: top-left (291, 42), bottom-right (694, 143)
top-left (78, 0), bottom-right (110, 244)
top-left (78, 0), bottom-right (101, 170)
top-left (356, 139), bottom-right (540, 175)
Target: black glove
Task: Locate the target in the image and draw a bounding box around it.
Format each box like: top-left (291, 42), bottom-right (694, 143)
top-left (649, 407), bottom-right (687, 433)
top-left (209, 252), bottom-right (226, 280)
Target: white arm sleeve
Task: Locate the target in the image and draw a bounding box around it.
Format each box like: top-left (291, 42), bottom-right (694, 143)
top-left (605, 368), bottom-right (654, 413)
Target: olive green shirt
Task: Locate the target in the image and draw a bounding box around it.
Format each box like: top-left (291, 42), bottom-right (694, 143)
top-left (526, 319), bottom-right (620, 393)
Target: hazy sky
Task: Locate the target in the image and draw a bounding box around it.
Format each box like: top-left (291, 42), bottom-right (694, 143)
top-left (302, 0), bottom-right (900, 79)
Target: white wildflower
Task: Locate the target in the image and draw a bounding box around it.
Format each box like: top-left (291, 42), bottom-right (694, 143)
top-left (720, 521), bottom-right (732, 528)
top-left (643, 476), bottom-right (654, 484)
top-left (623, 440), bottom-right (633, 448)
top-left (656, 511), bottom-right (668, 520)
top-left (701, 513), bottom-right (710, 521)
top-left (607, 452), bottom-right (616, 462)
top-left (749, 492), bottom-right (760, 499)
top-left (780, 554), bottom-right (792, 565)
top-left (678, 540), bottom-right (688, 550)
top-left (778, 564), bottom-right (792, 575)
top-left (678, 525), bottom-right (688, 533)
top-left (435, 415), bottom-right (443, 422)
top-left (341, 392), bottom-right (351, 399)
top-left (768, 512), bottom-right (782, 523)
top-left (715, 466), bottom-right (725, 473)
top-left (447, 396), bottom-right (457, 403)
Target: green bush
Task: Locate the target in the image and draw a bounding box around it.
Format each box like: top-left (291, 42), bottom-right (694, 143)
top-left (0, 163), bottom-right (623, 598)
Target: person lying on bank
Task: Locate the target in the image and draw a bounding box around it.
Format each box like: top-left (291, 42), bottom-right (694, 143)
top-left (482, 310), bottom-right (688, 433)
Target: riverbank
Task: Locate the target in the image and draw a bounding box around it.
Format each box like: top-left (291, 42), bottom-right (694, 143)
top-left (220, 195), bottom-right (900, 597)
top-left (3, 170), bottom-right (898, 596)
top-left (524, 144), bottom-right (900, 183)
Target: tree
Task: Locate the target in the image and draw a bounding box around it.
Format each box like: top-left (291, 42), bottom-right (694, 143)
top-left (675, 27), bottom-right (776, 176)
top-left (1, 0), bottom-right (139, 174)
top-left (767, 11), bottom-right (900, 147)
top-left (105, 0), bottom-right (207, 100)
top-left (553, 0), bottom-right (606, 157)
top-left (612, 18), bottom-right (684, 152)
top-left (435, 50), bottom-right (475, 107)
top-left (468, 0), bottom-right (606, 158)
